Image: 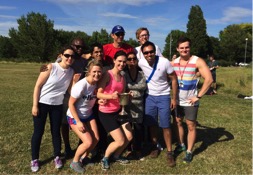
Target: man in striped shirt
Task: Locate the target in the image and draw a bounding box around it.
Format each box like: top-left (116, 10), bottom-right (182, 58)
top-left (171, 37), bottom-right (213, 164)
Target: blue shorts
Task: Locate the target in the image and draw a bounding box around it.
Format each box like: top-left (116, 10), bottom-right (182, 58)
top-left (67, 114), bottom-right (95, 125)
top-left (144, 94), bottom-right (171, 128)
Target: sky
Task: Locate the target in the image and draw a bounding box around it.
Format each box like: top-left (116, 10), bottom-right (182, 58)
top-left (0, 0), bottom-right (252, 51)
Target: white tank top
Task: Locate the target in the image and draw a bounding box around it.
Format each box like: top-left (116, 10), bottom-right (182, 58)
top-left (39, 63), bottom-right (74, 105)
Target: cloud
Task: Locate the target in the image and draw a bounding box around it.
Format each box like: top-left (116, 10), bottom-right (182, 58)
top-left (100, 12), bottom-right (138, 19)
top-left (0, 6), bottom-right (16, 10)
top-left (0, 21), bottom-right (18, 37)
top-left (0, 15), bottom-right (18, 20)
top-left (208, 7), bottom-right (252, 24)
top-left (45, 0), bottom-right (165, 6)
top-left (142, 17), bottom-right (170, 26)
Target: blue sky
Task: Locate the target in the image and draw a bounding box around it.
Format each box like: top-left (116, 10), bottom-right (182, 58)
top-left (0, 0), bottom-right (252, 51)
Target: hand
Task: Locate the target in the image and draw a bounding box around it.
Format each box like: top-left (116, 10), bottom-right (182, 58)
top-left (77, 121), bottom-right (85, 133)
top-left (111, 91), bottom-right (119, 99)
top-left (40, 64), bottom-right (48, 72)
top-left (170, 99), bottom-right (177, 110)
top-left (187, 96), bottom-right (199, 106)
top-left (32, 106), bottom-right (39, 117)
top-left (73, 73), bottom-right (81, 83)
top-left (98, 99), bottom-right (107, 105)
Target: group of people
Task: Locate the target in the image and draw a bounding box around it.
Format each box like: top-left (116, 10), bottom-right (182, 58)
top-left (30, 25), bottom-right (213, 173)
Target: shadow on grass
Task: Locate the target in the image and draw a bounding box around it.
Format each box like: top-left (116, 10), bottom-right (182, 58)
top-left (193, 123), bottom-right (234, 155)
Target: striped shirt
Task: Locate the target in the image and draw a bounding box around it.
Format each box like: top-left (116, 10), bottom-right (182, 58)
top-left (173, 55), bottom-right (200, 106)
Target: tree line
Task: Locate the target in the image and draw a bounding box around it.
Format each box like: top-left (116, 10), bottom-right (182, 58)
top-left (0, 5), bottom-right (252, 66)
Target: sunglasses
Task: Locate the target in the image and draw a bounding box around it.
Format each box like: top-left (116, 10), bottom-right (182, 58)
top-left (115, 32), bottom-right (125, 37)
top-left (127, 57), bottom-right (137, 61)
top-left (143, 50), bottom-right (155, 55)
top-left (63, 54), bottom-right (75, 58)
top-left (74, 45), bottom-right (84, 49)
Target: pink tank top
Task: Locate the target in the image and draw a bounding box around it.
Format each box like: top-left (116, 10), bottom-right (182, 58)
top-left (99, 70), bottom-right (125, 113)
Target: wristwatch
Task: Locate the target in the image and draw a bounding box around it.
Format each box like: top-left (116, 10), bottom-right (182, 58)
top-left (197, 95), bottom-right (201, 99)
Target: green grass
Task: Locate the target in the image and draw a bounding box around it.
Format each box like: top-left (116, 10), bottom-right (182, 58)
top-left (0, 62), bottom-right (252, 174)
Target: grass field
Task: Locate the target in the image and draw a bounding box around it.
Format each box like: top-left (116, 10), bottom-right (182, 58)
top-left (0, 62), bottom-right (252, 174)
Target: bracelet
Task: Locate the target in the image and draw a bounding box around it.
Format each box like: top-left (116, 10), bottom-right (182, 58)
top-left (197, 95), bottom-right (202, 99)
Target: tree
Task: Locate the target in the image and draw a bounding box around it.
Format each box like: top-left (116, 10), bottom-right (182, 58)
top-left (0, 36), bottom-right (17, 58)
top-left (125, 38), bottom-right (139, 48)
top-left (8, 12), bottom-right (55, 62)
top-left (186, 5), bottom-right (208, 58)
top-left (163, 30), bottom-right (186, 59)
top-left (207, 36), bottom-right (221, 58)
top-left (219, 24), bottom-right (252, 64)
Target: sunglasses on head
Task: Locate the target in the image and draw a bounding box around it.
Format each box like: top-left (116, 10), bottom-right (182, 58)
top-left (115, 32), bottom-right (125, 37)
top-left (127, 57), bottom-right (137, 61)
top-left (143, 50), bottom-right (155, 55)
top-left (63, 54), bottom-right (75, 58)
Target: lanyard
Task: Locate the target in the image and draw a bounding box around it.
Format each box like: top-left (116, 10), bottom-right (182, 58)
top-left (178, 58), bottom-right (190, 81)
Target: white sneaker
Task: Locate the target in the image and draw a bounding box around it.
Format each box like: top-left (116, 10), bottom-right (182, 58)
top-left (54, 156), bottom-right (63, 169)
top-left (30, 159), bottom-right (39, 172)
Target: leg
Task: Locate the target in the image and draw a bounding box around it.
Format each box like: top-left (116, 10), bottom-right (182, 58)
top-left (49, 105), bottom-right (62, 158)
top-left (162, 128), bottom-right (173, 152)
top-left (80, 119), bottom-right (99, 159)
top-left (61, 95), bottom-right (72, 154)
top-left (174, 116), bottom-right (185, 145)
top-left (114, 122), bottom-right (133, 157)
top-left (70, 122), bottom-right (93, 162)
top-left (31, 103), bottom-right (48, 160)
top-left (185, 119), bottom-right (197, 152)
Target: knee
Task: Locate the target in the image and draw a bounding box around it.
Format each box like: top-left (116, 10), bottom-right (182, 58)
top-left (116, 138), bottom-right (126, 147)
top-left (187, 123), bottom-right (196, 132)
top-left (127, 134), bottom-right (133, 142)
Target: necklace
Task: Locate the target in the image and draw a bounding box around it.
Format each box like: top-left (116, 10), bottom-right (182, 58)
top-left (178, 57), bottom-right (191, 87)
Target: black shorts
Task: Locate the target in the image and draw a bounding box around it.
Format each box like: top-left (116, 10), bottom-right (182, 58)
top-left (98, 110), bottom-right (128, 133)
top-left (176, 105), bottom-right (199, 121)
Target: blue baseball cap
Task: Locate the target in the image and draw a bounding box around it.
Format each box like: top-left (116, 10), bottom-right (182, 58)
top-left (111, 25), bottom-right (125, 34)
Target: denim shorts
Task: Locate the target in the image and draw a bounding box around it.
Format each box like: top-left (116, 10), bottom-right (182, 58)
top-left (144, 94), bottom-right (171, 128)
top-left (67, 114), bottom-right (95, 125)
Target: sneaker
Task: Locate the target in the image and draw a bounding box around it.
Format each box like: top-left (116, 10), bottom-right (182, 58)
top-left (112, 156), bottom-right (130, 164)
top-left (174, 144), bottom-right (186, 154)
top-left (127, 151), bottom-right (145, 161)
top-left (101, 158), bottom-right (110, 170)
top-left (149, 149), bottom-right (160, 158)
top-left (70, 161), bottom-right (85, 173)
top-left (167, 152), bottom-right (176, 167)
top-left (54, 156), bottom-right (63, 169)
top-left (183, 151), bottom-right (193, 163)
top-left (81, 157), bottom-right (95, 167)
top-left (30, 159), bottom-right (39, 172)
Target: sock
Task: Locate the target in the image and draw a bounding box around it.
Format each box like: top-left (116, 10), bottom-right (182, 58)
top-left (103, 157), bottom-right (109, 161)
top-left (186, 150), bottom-right (192, 154)
top-left (180, 143), bottom-right (185, 147)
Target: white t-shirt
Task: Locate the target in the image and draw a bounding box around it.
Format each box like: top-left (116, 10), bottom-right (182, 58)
top-left (67, 77), bottom-right (97, 119)
top-left (138, 56), bottom-right (174, 96)
top-left (135, 45), bottom-right (163, 60)
top-left (39, 63), bottom-right (74, 105)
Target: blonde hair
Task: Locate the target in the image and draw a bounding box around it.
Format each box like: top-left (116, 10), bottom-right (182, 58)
top-left (85, 59), bottom-right (103, 77)
top-left (135, 27), bottom-right (150, 39)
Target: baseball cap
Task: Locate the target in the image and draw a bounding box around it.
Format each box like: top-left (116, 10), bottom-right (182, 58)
top-left (111, 25), bottom-right (125, 34)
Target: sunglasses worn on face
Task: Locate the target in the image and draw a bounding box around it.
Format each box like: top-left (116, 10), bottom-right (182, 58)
top-left (63, 54), bottom-right (75, 58)
top-left (115, 32), bottom-right (125, 37)
top-left (143, 50), bottom-right (155, 55)
top-left (74, 45), bottom-right (84, 49)
top-left (127, 57), bottom-right (137, 61)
